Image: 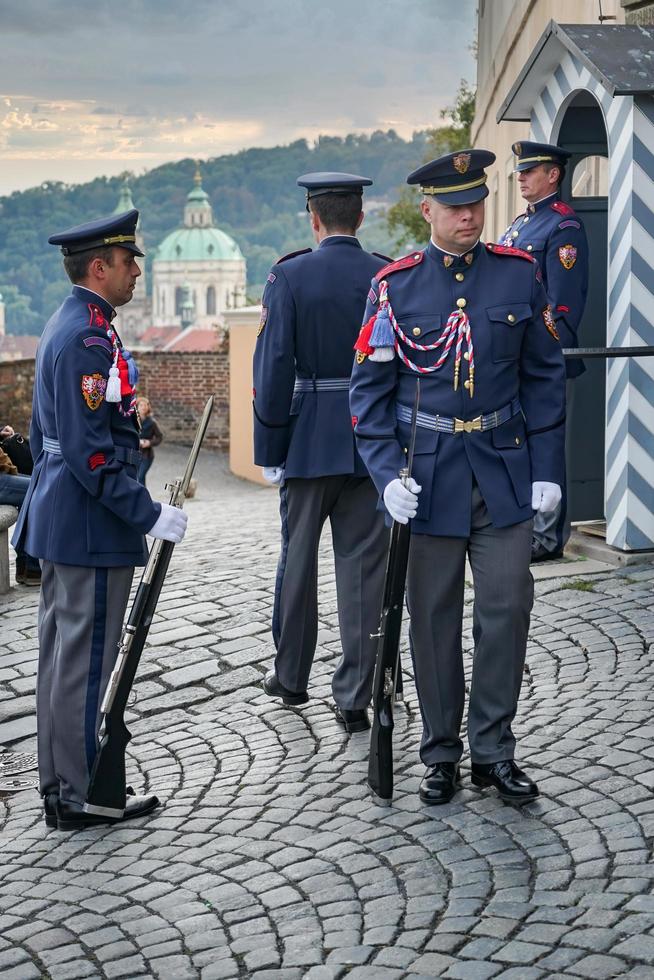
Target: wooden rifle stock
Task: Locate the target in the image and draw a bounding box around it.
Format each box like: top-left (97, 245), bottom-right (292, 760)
top-left (84, 396), bottom-right (214, 817)
top-left (367, 381), bottom-right (420, 804)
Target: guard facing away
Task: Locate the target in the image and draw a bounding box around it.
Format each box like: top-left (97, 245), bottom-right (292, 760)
top-left (501, 140), bottom-right (589, 561)
top-left (253, 172), bottom-right (390, 733)
top-left (350, 150), bottom-right (567, 805)
top-left (12, 209), bottom-right (188, 831)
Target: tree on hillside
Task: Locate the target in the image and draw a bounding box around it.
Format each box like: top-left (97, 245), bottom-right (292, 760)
top-left (386, 79), bottom-right (477, 248)
top-left (0, 285), bottom-right (44, 335)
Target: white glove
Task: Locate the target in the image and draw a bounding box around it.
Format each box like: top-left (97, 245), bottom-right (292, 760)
top-left (383, 477), bottom-right (422, 524)
top-left (263, 466), bottom-right (285, 486)
top-left (531, 481), bottom-right (562, 514)
top-left (148, 503), bottom-right (188, 543)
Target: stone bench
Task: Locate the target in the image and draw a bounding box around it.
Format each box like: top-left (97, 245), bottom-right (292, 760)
top-left (0, 505), bottom-right (18, 594)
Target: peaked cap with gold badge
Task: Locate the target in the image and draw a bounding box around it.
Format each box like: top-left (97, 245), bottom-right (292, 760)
top-left (407, 149), bottom-right (496, 205)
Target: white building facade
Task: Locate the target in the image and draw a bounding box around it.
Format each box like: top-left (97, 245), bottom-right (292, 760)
top-left (151, 171), bottom-right (247, 329)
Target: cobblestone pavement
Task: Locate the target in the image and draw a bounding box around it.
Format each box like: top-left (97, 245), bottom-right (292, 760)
top-left (1, 446), bottom-right (654, 980)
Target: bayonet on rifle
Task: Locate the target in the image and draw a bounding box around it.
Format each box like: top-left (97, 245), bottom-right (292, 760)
top-left (84, 396), bottom-right (214, 818)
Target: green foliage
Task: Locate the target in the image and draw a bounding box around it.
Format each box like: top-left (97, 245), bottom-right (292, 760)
top-left (0, 130), bottom-right (430, 333)
top-left (386, 79), bottom-right (477, 249)
top-left (561, 580), bottom-right (596, 591)
top-left (0, 284), bottom-right (43, 335)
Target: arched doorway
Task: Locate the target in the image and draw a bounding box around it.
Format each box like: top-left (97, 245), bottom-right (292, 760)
top-left (553, 91), bottom-right (609, 524)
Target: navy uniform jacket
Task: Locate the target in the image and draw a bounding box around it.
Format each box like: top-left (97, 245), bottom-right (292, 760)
top-left (350, 241), bottom-right (567, 537)
top-left (501, 193), bottom-right (588, 378)
top-left (253, 236), bottom-right (387, 478)
top-left (12, 286), bottom-right (160, 567)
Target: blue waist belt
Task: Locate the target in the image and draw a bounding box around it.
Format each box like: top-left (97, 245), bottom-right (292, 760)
top-left (42, 437), bottom-right (142, 465)
top-left (293, 377), bottom-right (350, 393)
top-left (396, 397), bottom-right (521, 435)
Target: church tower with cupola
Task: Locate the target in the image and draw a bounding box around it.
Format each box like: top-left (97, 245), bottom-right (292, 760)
top-left (111, 178), bottom-right (150, 346)
top-left (151, 168), bottom-right (246, 328)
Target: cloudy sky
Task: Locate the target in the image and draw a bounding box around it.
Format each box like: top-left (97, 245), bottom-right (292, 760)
top-left (0, 0), bottom-right (476, 196)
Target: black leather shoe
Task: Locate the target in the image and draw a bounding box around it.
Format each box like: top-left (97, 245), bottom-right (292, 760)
top-left (56, 793), bottom-right (160, 831)
top-left (263, 670), bottom-right (308, 705)
top-left (43, 793), bottom-right (58, 828)
top-left (531, 541), bottom-right (563, 563)
top-left (471, 760), bottom-right (539, 803)
top-left (334, 707), bottom-right (370, 733)
top-left (419, 762), bottom-right (461, 805)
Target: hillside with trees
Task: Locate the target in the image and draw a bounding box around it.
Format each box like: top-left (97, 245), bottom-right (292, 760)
top-left (0, 81), bottom-right (476, 336)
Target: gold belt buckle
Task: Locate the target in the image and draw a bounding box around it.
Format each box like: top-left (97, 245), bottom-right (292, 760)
top-left (453, 415), bottom-right (483, 434)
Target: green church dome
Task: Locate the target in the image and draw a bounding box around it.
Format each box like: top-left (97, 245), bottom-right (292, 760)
top-left (155, 226), bottom-right (244, 262)
top-left (154, 168), bottom-right (244, 263)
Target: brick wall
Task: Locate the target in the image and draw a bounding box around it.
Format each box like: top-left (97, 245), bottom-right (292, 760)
top-left (0, 343), bottom-right (230, 450)
top-left (0, 359), bottom-right (35, 434)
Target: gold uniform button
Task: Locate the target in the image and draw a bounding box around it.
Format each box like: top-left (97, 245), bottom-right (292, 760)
top-left (527, 244), bottom-right (533, 251)
top-left (523, 216), bottom-right (529, 223)
top-left (507, 313), bottom-right (516, 323)
top-left (412, 327), bottom-right (421, 337)
top-left (463, 351), bottom-right (470, 361)
top-left (463, 379), bottom-right (471, 390)
top-left (455, 272), bottom-right (465, 282)
top-left (456, 298), bottom-right (466, 308)
top-left (512, 231), bottom-right (519, 239)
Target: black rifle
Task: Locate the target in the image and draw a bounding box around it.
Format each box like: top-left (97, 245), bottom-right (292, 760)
top-left (367, 381), bottom-right (420, 805)
top-left (84, 396), bottom-right (214, 818)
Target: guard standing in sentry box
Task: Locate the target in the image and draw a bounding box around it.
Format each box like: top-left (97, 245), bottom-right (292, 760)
top-left (253, 172), bottom-right (390, 733)
top-left (350, 150), bottom-right (566, 805)
top-left (501, 140), bottom-right (589, 562)
top-left (12, 209), bottom-right (188, 831)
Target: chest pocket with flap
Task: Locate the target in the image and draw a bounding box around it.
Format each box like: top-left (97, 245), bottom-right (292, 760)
top-left (487, 303), bottom-right (532, 363)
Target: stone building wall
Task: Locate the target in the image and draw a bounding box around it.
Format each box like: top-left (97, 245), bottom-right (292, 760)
top-left (0, 344), bottom-right (230, 451)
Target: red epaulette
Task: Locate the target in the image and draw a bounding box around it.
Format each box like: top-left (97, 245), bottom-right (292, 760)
top-left (485, 242), bottom-right (535, 263)
top-left (551, 200), bottom-right (575, 217)
top-left (377, 250), bottom-right (424, 279)
top-left (276, 247), bottom-right (312, 264)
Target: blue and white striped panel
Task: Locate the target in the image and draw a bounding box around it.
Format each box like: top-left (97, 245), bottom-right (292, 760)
top-left (529, 51), bottom-right (654, 550)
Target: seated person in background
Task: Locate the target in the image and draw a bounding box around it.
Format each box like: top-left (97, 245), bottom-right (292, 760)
top-left (136, 397), bottom-right (163, 486)
top-left (0, 439), bottom-right (41, 585)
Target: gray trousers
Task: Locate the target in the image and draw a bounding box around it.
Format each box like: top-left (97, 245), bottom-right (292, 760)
top-left (533, 378), bottom-right (575, 552)
top-left (273, 475), bottom-right (389, 708)
top-left (407, 486), bottom-right (534, 766)
top-left (37, 561), bottom-right (133, 805)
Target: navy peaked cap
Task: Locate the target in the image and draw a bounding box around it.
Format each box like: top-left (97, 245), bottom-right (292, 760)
top-left (512, 140), bottom-right (571, 172)
top-left (297, 171), bottom-right (372, 209)
top-left (48, 209), bottom-right (144, 257)
top-left (407, 149), bottom-right (496, 205)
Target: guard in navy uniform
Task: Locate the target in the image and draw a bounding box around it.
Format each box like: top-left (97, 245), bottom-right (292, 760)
top-left (350, 150), bottom-right (566, 804)
top-left (253, 172), bottom-right (390, 733)
top-left (501, 141), bottom-right (589, 561)
top-left (13, 210), bottom-right (188, 830)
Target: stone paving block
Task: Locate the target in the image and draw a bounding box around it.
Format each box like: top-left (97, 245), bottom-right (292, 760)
top-left (572, 953), bottom-right (631, 978)
top-left (491, 940), bottom-right (549, 964)
top-left (443, 963), bottom-right (503, 979)
top-left (613, 935), bottom-right (654, 963)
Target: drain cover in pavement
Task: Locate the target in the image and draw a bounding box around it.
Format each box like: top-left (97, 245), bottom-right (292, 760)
top-left (0, 775), bottom-right (37, 792)
top-left (0, 752), bottom-right (37, 776)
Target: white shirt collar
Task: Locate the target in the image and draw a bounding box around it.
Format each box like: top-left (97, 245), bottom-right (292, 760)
top-left (430, 238), bottom-right (480, 257)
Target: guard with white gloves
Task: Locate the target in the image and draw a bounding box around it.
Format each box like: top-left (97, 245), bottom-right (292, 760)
top-left (11, 207), bottom-right (179, 828)
top-left (350, 148), bottom-right (566, 807)
top-left (253, 171), bottom-right (391, 734)
top-left (149, 503), bottom-right (189, 543)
